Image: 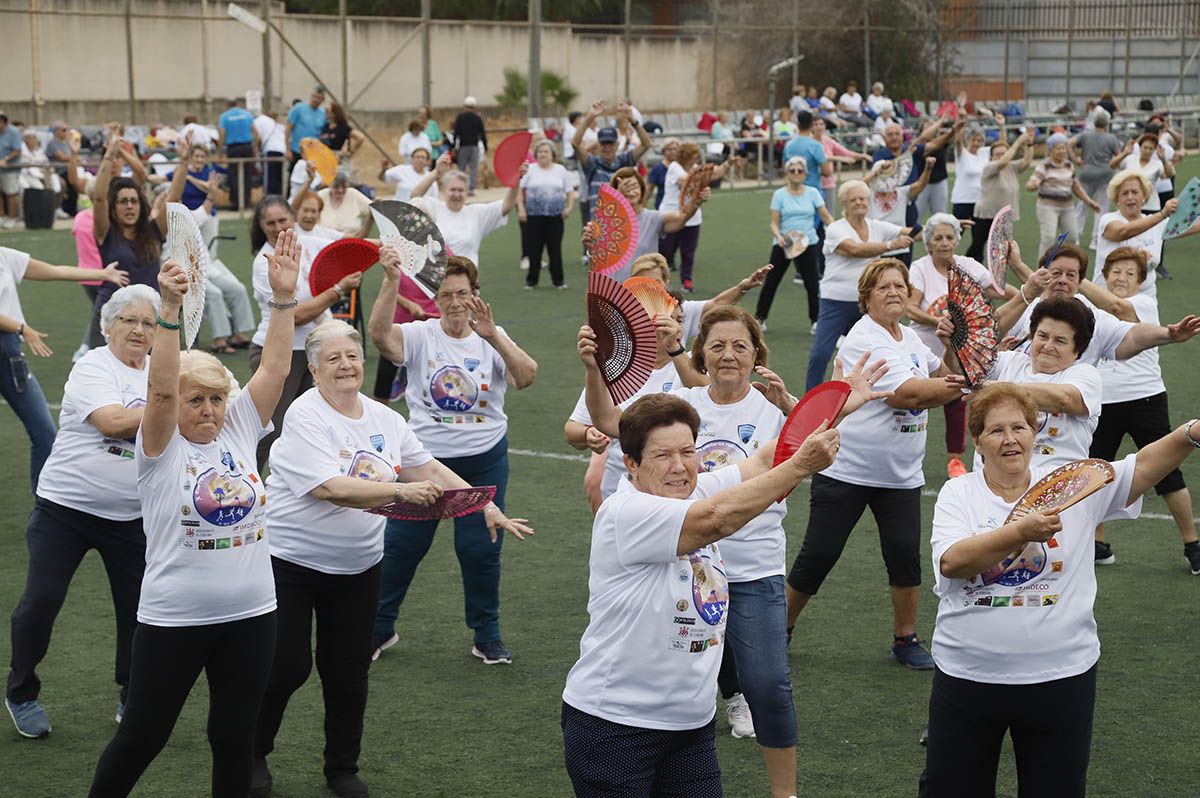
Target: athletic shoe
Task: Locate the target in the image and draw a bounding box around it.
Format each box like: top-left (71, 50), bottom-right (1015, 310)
top-left (725, 693), bottom-right (756, 739)
top-left (72, 343), bottom-right (89, 363)
top-left (810, 321), bottom-right (818, 336)
top-left (1156, 264), bottom-right (1172, 280)
top-left (327, 772), bottom-right (369, 798)
top-left (115, 701), bottom-right (125, 723)
top-left (793, 274), bottom-right (803, 284)
top-left (249, 758), bottom-right (273, 798)
top-left (919, 726), bottom-right (929, 747)
top-left (371, 632), bottom-right (399, 662)
top-left (756, 318), bottom-right (768, 333)
top-left (519, 256), bottom-right (530, 270)
top-left (946, 457), bottom-right (968, 479)
top-left (472, 639), bottom-right (513, 665)
top-left (556, 284), bottom-right (568, 290)
top-left (0, 218), bottom-right (16, 230)
top-left (682, 279), bottom-right (694, 293)
top-left (523, 284), bottom-right (534, 290)
top-left (1184, 541), bottom-right (1200, 575)
top-left (1095, 540), bottom-right (1116, 566)
top-left (890, 634), bottom-right (934, 670)
top-left (5, 698), bottom-right (51, 738)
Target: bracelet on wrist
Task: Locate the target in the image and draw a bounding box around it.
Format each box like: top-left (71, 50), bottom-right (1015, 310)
top-left (333, 284), bottom-right (346, 299)
top-left (1019, 285), bottom-right (1031, 305)
top-left (1185, 419), bottom-right (1200, 449)
top-left (17, 323), bottom-right (24, 336)
top-left (393, 484), bottom-right (405, 503)
top-left (156, 316), bottom-right (182, 330)
top-left (268, 297), bottom-right (299, 310)
top-left (667, 345), bottom-right (686, 357)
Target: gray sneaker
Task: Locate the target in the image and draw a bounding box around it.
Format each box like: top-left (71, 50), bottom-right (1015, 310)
top-left (472, 639), bottom-right (513, 665)
top-left (6, 698), bottom-right (51, 738)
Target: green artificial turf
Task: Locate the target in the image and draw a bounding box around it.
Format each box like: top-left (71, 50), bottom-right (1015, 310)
top-left (1, 169), bottom-right (1199, 797)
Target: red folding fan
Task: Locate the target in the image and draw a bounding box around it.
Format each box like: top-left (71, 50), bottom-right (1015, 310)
top-left (587, 270), bottom-right (658, 404)
top-left (308, 238), bottom-right (381, 297)
top-left (366, 486), bottom-right (497, 521)
top-left (771, 381), bottom-right (852, 501)
top-left (946, 264), bottom-right (998, 387)
top-left (586, 183), bottom-right (640, 276)
top-left (494, 131), bottom-right (533, 188)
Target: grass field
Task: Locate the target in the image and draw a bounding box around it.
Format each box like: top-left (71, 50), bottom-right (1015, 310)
top-left (2, 167), bottom-right (1200, 798)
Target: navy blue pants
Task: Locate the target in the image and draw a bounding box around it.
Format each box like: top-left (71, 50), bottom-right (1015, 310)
top-left (0, 331), bottom-right (56, 493)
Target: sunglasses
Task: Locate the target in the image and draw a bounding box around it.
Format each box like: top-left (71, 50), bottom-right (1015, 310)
top-left (786, 167), bottom-right (806, 174)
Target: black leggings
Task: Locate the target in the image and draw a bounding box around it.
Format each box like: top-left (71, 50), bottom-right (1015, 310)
top-left (757, 243), bottom-right (820, 323)
top-left (1088, 392), bottom-right (1185, 495)
top-left (966, 216), bottom-right (992, 263)
top-left (787, 474), bottom-right (922, 596)
top-left (373, 354), bottom-right (402, 401)
top-left (89, 612), bottom-right (277, 798)
top-left (523, 215), bottom-right (565, 287)
top-left (254, 558), bottom-right (381, 779)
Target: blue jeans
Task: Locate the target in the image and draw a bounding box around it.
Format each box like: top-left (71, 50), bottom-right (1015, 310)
top-left (374, 437), bottom-right (509, 646)
top-left (725, 576), bottom-right (796, 748)
top-left (805, 298), bottom-right (863, 391)
top-left (0, 332), bottom-right (56, 493)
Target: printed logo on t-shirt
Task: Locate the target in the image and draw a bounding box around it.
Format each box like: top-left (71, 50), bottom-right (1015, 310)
top-left (891, 408), bottom-right (928, 434)
top-left (369, 433), bottom-right (385, 452)
top-left (429, 365), bottom-right (478, 412)
top-left (348, 450), bottom-right (392, 481)
top-left (696, 439), bottom-right (747, 472)
top-left (980, 541), bottom-right (1048, 586)
top-left (737, 424), bottom-right (756, 444)
top-left (193, 466), bottom-right (256, 526)
top-left (688, 550), bottom-right (729, 626)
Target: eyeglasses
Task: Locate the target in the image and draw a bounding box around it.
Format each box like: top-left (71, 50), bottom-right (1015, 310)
top-left (114, 197), bottom-right (141, 207)
top-left (435, 289), bottom-right (472, 302)
top-left (116, 316), bottom-right (156, 331)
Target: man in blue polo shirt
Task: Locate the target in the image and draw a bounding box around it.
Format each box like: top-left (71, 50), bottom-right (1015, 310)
top-left (782, 110), bottom-right (829, 190)
top-left (286, 86), bottom-right (327, 163)
top-left (218, 98), bottom-right (256, 209)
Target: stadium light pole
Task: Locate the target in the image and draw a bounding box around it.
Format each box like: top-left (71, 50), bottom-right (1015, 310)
top-left (766, 55), bottom-right (804, 181)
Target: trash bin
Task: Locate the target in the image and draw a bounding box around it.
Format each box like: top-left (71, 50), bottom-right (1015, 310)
top-left (22, 188), bottom-right (57, 230)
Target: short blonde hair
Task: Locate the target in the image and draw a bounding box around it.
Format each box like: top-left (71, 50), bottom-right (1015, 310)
top-left (838, 179), bottom-right (869, 207)
top-left (858, 258), bottom-right (911, 314)
top-left (179, 350), bottom-right (234, 395)
top-left (1107, 168), bottom-right (1154, 205)
top-left (305, 319), bottom-right (364, 368)
top-left (630, 253), bottom-right (669, 284)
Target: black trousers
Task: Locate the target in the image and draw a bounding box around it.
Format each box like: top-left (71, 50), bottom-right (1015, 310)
top-left (8, 498), bottom-right (145, 706)
top-left (1089, 392), bottom-right (1185, 495)
top-left (919, 664), bottom-right (1097, 798)
top-left (523, 214), bottom-right (565, 287)
top-left (373, 354), bottom-right (404, 401)
top-left (757, 243), bottom-right (820, 323)
top-left (89, 612), bottom-right (277, 798)
top-left (263, 151), bottom-right (285, 196)
top-left (787, 473), bottom-right (922, 596)
top-left (254, 558), bottom-right (381, 779)
top-left (966, 216), bottom-right (992, 263)
top-left (225, 143), bottom-right (254, 210)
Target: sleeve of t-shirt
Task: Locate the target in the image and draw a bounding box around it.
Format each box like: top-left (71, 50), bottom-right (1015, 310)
top-left (1092, 311), bottom-right (1135, 361)
top-left (910, 260), bottom-right (929, 294)
top-left (929, 479), bottom-right (972, 597)
top-left (287, 105), bottom-right (301, 126)
top-left (1091, 453), bottom-right (1143, 523)
top-left (958, 257), bottom-right (997, 291)
top-left (267, 400), bottom-right (350, 496)
top-left (399, 320), bottom-right (426, 368)
top-left (384, 166), bottom-right (404, 184)
top-left (68, 357), bottom-right (129, 421)
top-left (682, 300), bottom-right (704, 342)
top-left (770, 190), bottom-right (784, 213)
top-left (0, 246), bottom-right (31, 284)
top-left (251, 254), bottom-right (271, 306)
top-left (810, 187), bottom-right (826, 208)
top-left (987, 350), bottom-right (1024, 381)
top-left (1064, 362), bottom-right (1103, 418)
top-left (392, 414), bottom-right (434, 469)
top-left (823, 221), bottom-right (852, 256)
top-left (490, 325), bottom-right (510, 383)
top-left (873, 220), bottom-right (903, 242)
top-left (613, 492), bottom-right (693, 566)
top-left (472, 201), bottom-right (508, 238)
top-left (558, 164), bottom-right (572, 192)
top-left (1033, 162), bottom-right (1048, 181)
top-left (854, 334), bottom-right (922, 395)
top-left (568, 387), bottom-right (592, 425)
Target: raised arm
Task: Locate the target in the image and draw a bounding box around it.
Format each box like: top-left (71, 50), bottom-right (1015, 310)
top-left (92, 135), bottom-right (122, 243)
top-left (574, 99), bottom-right (604, 153)
top-left (368, 246), bottom-right (407, 366)
top-left (1115, 316), bottom-right (1200, 360)
top-left (578, 324), bottom-right (623, 438)
top-left (704, 264), bottom-right (772, 312)
top-left (629, 114), bottom-right (653, 161)
top-left (466, 296), bottom-right (538, 389)
top-left (289, 163), bottom-right (315, 213)
top-left (1076, 279), bottom-right (1137, 322)
top-left (141, 263), bottom-right (188, 458)
top-left (412, 153), bottom-right (448, 199)
top-left (660, 186), bottom-right (709, 233)
top-left (837, 230), bottom-right (913, 259)
top-left (1103, 201), bottom-right (1173, 243)
top-left (245, 228), bottom-right (300, 426)
top-left (500, 163), bottom-right (528, 216)
top-left (23, 256), bottom-right (127, 287)
top-left (907, 156), bottom-right (936, 201)
top-left (1128, 420), bottom-right (1200, 504)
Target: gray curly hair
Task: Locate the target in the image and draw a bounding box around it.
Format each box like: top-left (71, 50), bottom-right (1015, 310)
top-left (99, 284), bottom-right (162, 340)
top-left (922, 213), bottom-right (963, 249)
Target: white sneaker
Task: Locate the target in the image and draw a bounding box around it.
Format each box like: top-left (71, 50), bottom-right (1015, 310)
top-left (810, 321), bottom-right (818, 336)
top-left (519, 256), bottom-right (530, 270)
top-left (0, 218), bottom-right (15, 230)
top-left (72, 343), bottom-right (89, 363)
top-left (54, 209), bottom-right (71, 220)
top-left (725, 693), bottom-right (756, 739)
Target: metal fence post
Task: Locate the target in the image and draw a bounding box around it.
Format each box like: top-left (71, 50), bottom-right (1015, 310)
top-left (421, 0), bottom-right (431, 107)
top-left (529, 0), bottom-right (541, 120)
top-left (1065, 0), bottom-right (1075, 107)
top-left (623, 0), bottom-right (631, 100)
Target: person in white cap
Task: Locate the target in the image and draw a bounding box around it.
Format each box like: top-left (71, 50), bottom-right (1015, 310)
top-left (452, 97), bottom-right (487, 194)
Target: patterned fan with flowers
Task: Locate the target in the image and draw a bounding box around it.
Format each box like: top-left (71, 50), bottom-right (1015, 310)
top-left (588, 271), bottom-right (658, 404)
top-left (870, 153), bottom-right (914, 193)
top-left (946, 264), bottom-right (999, 387)
top-left (586, 183), bottom-right (640, 276)
top-left (370, 200), bottom-right (447, 298)
top-left (985, 205), bottom-right (1014, 287)
top-left (165, 202), bottom-right (209, 349)
top-left (367, 486), bottom-right (497, 521)
top-left (678, 163), bottom-right (714, 217)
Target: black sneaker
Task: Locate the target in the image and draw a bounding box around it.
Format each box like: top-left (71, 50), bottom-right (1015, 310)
top-left (327, 773), bottom-right (369, 798)
top-left (1095, 540), bottom-right (1116, 566)
top-left (472, 639), bottom-right (513, 665)
top-left (1185, 542), bottom-right (1200, 575)
top-left (249, 758), bottom-right (272, 797)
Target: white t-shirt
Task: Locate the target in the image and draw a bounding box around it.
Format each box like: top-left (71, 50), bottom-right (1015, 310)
top-left (251, 233), bottom-right (333, 350)
top-left (1094, 211), bottom-right (1162, 296)
top-left (950, 146), bottom-right (991, 204)
top-left (562, 467), bottom-right (738, 730)
top-left (822, 218), bottom-right (903, 302)
top-left (400, 318), bottom-right (509, 458)
top-left (265, 388), bottom-right (433, 575)
top-left (317, 187), bottom-right (373, 237)
top-left (681, 300), bottom-right (705, 343)
top-left (520, 163), bottom-right (573, 218)
top-left (179, 123), bottom-right (215, 150)
top-left (300, 224), bottom-right (343, 242)
top-left (670, 385), bottom-right (787, 582)
top-left (254, 114), bottom-right (286, 153)
top-left (399, 131), bottom-right (433, 161)
top-left (426, 198), bottom-right (507, 268)
top-left (1119, 153), bottom-right (1165, 211)
top-left (824, 316), bottom-right (941, 489)
top-left (908, 255), bottom-right (996, 354)
top-left (0, 246), bottom-right (30, 324)
top-left (136, 389), bottom-right (275, 626)
top-left (866, 94), bottom-right (891, 115)
top-left (37, 347), bottom-right (148, 521)
top-left (1098, 293), bottom-right (1165, 403)
top-left (569, 362), bottom-right (680, 501)
top-left (1155, 135), bottom-right (1176, 193)
top-left (839, 92), bottom-right (864, 113)
top-left (383, 164), bottom-right (438, 203)
top-left (660, 161), bottom-right (702, 227)
top-left (930, 454), bottom-right (1141, 684)
top-left (1010, 295), bottom-right (1134, 367)
top-left (976, 351), bottom-right (1102, 470)
top-left (288, 160), bottom-right (316, 200)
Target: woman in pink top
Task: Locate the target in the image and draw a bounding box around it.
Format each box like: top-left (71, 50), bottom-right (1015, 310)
top-left (71, 209), bottom-right (106, 359)
top-left (812, 117), bottom-right (872, 212)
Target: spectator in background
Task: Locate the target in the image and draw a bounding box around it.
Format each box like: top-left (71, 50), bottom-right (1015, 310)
top-left (320, 102), bottom-right (364, 171)
top-left (805, 86), bottom-right (822, 110)
top-left (380, 148), bottom-right (438, 203)
top-left (178, 115), bottom-right (214, 152)
top-left (398, 119), bottom-right (432, 164)
top-left (812, 116), bottom-right (873, 213)
top-left (451, 96), bottom-right (487, 194)
top-left (571, 99), bottom-right (651, 228)
top-left (873, 103), bottom-right (896, 134)
top-left (255, 110), bottom-right (288, 197)
top-left (789, 84), bottom-right (808, 117)
top-left (218, 98), bottom-right (256, 210)
top-left (782, 110), bottom-right (830, 192)
top-left (0, 112), bottom-right (23, 229)
top-left (818, 87), bottom-right (847, 129)
top-left (317, 172), bottom-right (373, 239)
top-left (287, 86), bottom-right (328, 163)
top-left (19, 133), bottom-right (58, 194)
top-left (1070, 110), bottom-right (1122, 249)
top-left (562, 111), bottom-right (582, 170)
top-left (417, 104), bottom-right (443, 155)
top-left (1098, 91), bottom-right (1119, 116)
top-left (646, 139), bottom-right (678, 209)
top-left (44, 122), bottom-right (75, 217)
top-left (866, 83), bottom-right (891, 117)
top-left (837, 81), bottom-right (870, 127)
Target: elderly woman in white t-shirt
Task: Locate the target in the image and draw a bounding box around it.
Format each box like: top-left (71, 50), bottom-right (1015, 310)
top-left (248, 194), bottom-right (362, 469)
top-left (921, 383), bottom-right (1200, 796)
top-left (561, 385), bottom-right (841, 798)
top-left (788, 259), bottom-right (963, 669)
top-left (6, 285), bottom-right (157, 740)
top-left (379, 147), bottom-right (438, 203)
top-left (251, 319), bottom-right (529, 798)
top-left (89, 230), bottom-right (300, 797)
top-left (806, 179), bottom-right (914, 390)
top-left (368, 254), bottom-right (537, 667)
top-left (906, 213), bottom-right (1010, 478)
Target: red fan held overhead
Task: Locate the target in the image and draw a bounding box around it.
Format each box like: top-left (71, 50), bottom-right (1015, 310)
top-left (366, 486), bottom-right (497, 521)
top-left (308, 238), bottom-right (381, 297)
top-left (494, 131), bottom-right (533, 188)
top-left (586, 184), bottom-right (640, 276)
top-left (771, 381), bottom-right (852, 501)
top-left (587, 271), bottom-right (658, 405)
top-left (946, 265), bottom-right (998, 387)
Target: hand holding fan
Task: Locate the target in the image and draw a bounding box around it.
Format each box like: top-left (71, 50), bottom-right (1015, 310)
top-left (587, 271), bottom-right (658, 404)
top-left (370, 200), bottom-right (447, 298)
top-left (300, 138), bottom-right (338, 185)
top-left (678, 163), bottom-right (714, 216)
top-left (367, 485), bottom-right (497, 521)
top-left (622, 276), bottom-right (678, 319)
top-left (1164, 177), bottom-right (1200, 239)
top-left (587, 183), bottom-right (639, 276)
top-left (871, 153), bottom-right (913, 193)
top-left (165, 202), bottom-right (209, 349)
top-left (308, 238), bottom-right (380, 297)
top-left (985, 205), bottom-right (1014, 287)
top-left (782, 231), bottom-right (809, 259)
top-left (946, 265), bottom-right (999, 387)
top-left (494, 131), bottom-right (533, 188)
top-left (771, 381), bottom-right (852, 501)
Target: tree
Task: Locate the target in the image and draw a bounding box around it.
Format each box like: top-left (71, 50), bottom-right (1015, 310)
top-left (494, 69), bottom-right (579, 113)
